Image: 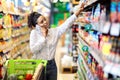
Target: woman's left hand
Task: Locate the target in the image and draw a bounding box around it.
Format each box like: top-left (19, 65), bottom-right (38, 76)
top-left (40, 27), bottom-right (48, 37)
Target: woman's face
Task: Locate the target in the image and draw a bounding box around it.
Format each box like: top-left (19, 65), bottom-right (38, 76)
top-left (37, 16), bottom-right (48, 29)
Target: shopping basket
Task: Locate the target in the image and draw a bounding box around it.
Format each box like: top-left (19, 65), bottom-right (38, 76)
top-left (5, 59), bottom-right (47, 80)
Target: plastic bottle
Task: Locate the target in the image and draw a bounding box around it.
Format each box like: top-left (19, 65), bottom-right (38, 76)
top-left (0, 63), bottom-right (3, 79)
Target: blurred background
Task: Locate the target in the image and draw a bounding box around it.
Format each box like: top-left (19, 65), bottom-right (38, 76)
top-left (0, 0), bottom-right (120, 80)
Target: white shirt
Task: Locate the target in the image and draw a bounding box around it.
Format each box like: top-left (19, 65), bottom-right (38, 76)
top-left (30, 14), bottom-right (77, 60)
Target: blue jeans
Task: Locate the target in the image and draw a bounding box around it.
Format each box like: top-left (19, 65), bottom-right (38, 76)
top-left (46, 59), bottom-right (57, 80)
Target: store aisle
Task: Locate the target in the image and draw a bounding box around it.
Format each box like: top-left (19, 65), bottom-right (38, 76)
top-left (55, 39), bottom-right (77, 80)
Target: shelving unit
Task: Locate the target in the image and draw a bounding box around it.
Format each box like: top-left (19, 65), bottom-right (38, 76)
top-left (77, 28), bottom-right (120, 77)
top-left (0, 0), bottom-right (51, 80)
top-left (0, 10), bottom-right (32, 78)
top-left (83, 0), bottom-right (109, 11)
top-left (84, 0), bottom-right (99, 11)
top-left (77, 63), bottom-right (86, 80)
top-left (3, 10), bottom-right (24, 16)
top-left (77, 33), bottom-right (104, 67)
top-left (78, 31), bottom-right (120, 76)
top-left (12, 45), bottom-right (29, 59)
top-left (77, 41), bottom-right (94, 80)
top-left (0, 10), bottom-right (32, 64)
top-left (77, 70), bottom-right (83, 80)
top-left (76, 0), bottom-right (120, 79)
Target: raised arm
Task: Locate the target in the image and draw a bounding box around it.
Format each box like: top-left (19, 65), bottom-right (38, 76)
top-left (56, 3), bottom-right (85, 37)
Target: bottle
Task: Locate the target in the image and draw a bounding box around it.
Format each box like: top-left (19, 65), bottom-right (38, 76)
top-left (100, 6), bottom-right (106, 32)
top-left (110, 0), bottom-right (117, 22)
top-left (110, 37), bottom-right (116, 62)
top-left (117, 0), bottom-right (120, 22)
top-left (0, 63), bottom-right (3, 79)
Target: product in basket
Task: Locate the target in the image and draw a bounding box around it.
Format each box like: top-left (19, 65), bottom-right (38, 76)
top-left (32, 63), bottom-right (44, 80)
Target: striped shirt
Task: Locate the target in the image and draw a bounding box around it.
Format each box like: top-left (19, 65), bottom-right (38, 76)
top-left (29, 14), bottom-right (77, 60)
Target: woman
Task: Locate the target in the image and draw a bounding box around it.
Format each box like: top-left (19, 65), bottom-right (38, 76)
top-left (28, 3), bottom-right (85, 80)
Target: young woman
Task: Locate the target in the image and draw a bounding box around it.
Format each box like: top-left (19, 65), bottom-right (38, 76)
top-left (28, 3), bottom-right (85, 80)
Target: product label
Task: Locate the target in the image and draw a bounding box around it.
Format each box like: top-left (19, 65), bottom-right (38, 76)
top-left (102, 43), bottom-right (112, 55)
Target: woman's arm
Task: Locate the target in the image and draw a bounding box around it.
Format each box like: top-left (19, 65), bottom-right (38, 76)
top-left (30, 30), bottom-right (46, 54)
top-left (74, 3), bottom-right (84, 17)
top-left (56, 14), bottom-right (77, 37)
top-left (56, 3), bottom-right (85, 37)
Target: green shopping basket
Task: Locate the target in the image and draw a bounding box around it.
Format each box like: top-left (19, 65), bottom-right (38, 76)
top-left (5, 59), bottom-right (47, 76)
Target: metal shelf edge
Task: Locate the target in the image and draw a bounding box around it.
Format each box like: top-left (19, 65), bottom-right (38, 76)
top-left (77, 33), bottom-right (105, 67)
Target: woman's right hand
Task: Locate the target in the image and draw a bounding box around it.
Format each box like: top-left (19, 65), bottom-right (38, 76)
top-left (75, 2), bottom-right (86, 17)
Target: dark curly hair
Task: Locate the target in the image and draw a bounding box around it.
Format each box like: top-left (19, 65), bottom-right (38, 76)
top-left (28, 12), bottom-right (42, 28)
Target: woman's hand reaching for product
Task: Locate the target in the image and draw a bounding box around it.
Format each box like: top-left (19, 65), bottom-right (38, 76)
top-left (75, 2), bottom-right (86, 17)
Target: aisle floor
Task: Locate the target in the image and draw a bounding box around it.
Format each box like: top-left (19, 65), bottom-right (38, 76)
top-left (55, 40), bottom-right (76, 80)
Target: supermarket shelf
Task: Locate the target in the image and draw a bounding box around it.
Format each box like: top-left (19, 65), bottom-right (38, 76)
top-left (13, 45), bottom-right (28, 59)
top-left (13, 38), bottom-right (29, 47)
top-left (1, 45), bottom-right (29, 63)
top-left (3, 24), bottom-right (27, 28)
top-left (12, 33), bottom-right (21, 38)
top-left (12, 52), bottom-right (21, 59)
top-left (83, 0), bottom-right (109, 11)
top-left (3, 25), bottom-right (12, 28)
top-left (77, 46), bottom-right (89, 71)
top-left (3, 37), bottom-right (11, 41)
top-left (77, 33), bottom-right (120, 77)
top-left (78, 60), bottom-right (89, 80)
top-left (77, 65), bottom-right (86, 80)
top-left (3, 38), bottom-right (29, 54)
top-left (77, 60), bottom-right (86, 80)
top-left (3, 10), bottom-right (24, 16)
top-left (77, 46), bottom-right (94, 80)
top-left (77, 72), bottom-right (82, 80)
top-left (77, 33), bottom-right (105, 67)
top-left (84, 0), bottom-right (99, 11)
top-left (21, 31), bottom-right (30, 35)
top-left (3, 47), bottom-right (12, 54)
top-left (12, 31), bottom-right (30, 38)
top-left (22, 23), bottom-right (27, 26)
top-left (77, 70), bottom-right (83, 80)
top-left (78, 59), bottom-right (87, 75)
top-left (104, 61), bottom-right (120, 77)
top-left (80, 25), bottom-right (100, 32)
top-left (84, 0), bottom-right (98, 7)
